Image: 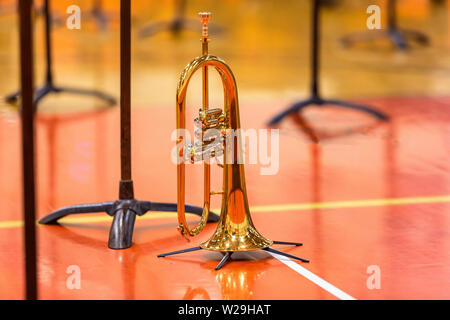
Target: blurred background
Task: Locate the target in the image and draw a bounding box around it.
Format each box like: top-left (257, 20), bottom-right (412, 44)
top-left (1, 0), bottom-right (450, 300)
top-left (0, 0), bottom-right (449, 114)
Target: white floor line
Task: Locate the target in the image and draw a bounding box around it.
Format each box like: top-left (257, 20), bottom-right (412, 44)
top-left (268, 252), bottom-right (357, 300)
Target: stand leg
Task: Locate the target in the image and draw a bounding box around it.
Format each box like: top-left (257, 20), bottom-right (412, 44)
top-left (5, 81), bottom-right (117, 109)
top-left (340, 27), bottom-right (429, 50)
top-left (34, 84), bottom-right (53, 104)
top-left (215, 252), bottom-right (232, 270)
top-left (108, 202), bottom-right (137, 249)
top-left (91, 0), bottom-right (109, 31)
top-left (157, 246), bottom-right (202, 258)
top-left (5, 91), bottom-right (21, 104)
top-left (401, 29), bottom-right (429, 45)
top-left (325, 99), bottom-right (389, 121)
top-left (40, 201), bottom-right (219, 225)
top-left (157, 246), bottom-right (309, 268)
top-left (273, 241), bottom-right (303, 246)
top-left (39, 202), bottom-right (115, 224)
top-left (389, 29), bottom-right (407, 49)
top-left (268, 97), bottom-right (389, 126)
top-left (54, 86), bottom-right (116, 105)
top-left (268, 99), bottom-right (314, 126)
top-left (264, 247), bottom-right (309, 263)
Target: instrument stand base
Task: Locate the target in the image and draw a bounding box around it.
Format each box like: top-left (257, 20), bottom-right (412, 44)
top-left (158, 241), bottom-right (309, 270)
top-left (268, 95), bottom-right (389, 126)
top-left (341, 28), bottom-right (429, 50)
top-left (39, 181), bottom-right (219, 250)
top-left (5, 82), bottom-right (116, 110)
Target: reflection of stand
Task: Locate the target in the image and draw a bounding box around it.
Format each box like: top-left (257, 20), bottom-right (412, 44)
top-left (269, 0), bottom-right (388, 126)
top-left (139, 0), bottom-right (224, 38)
top-left (341, 0), bottom-right (429, 50)
top-left (39, 0), bottom-right (219, 250)
top-left (5, 0), bottom-right (116, 108)
top-left (158, 241), bottom-right (308, 271)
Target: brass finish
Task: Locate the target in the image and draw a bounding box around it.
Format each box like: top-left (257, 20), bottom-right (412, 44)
top-left (158, 12), bottom-right (307, 270)
top-left (176, 13), bottom-right (272, 252)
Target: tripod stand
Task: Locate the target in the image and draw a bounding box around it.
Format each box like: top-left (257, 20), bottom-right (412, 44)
top-left (268, 0), bottom-right (389, 126)
top-left (5, 0), bottom-right (116, 108)
top-left (158, 242), bottom-right (309, 271)
top-left (341, 0), bottom-right (429, 50)
top-left (39, 0), bottom-right (219, 250)
top-left (139, 0), bottom-right (224, 38)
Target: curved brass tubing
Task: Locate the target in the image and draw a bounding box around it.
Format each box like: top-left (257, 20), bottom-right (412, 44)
top-left (176, 54), bottom-right (272, 251)
top-left (158, 12), bottom-right (307, 270)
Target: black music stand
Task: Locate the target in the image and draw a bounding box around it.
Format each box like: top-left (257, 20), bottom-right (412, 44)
top-left (39, 0), bottom-right (219, 250)
top-left (139, 0), bottom-right (224, 38)
top-left (341, 0), bottom-right (429, 50)
top-left (18, 0), bottom-right (38, 300)
top-left (268, 0), bottom-right (389, 126)
top-left (5, 0), bottom-right (116, 108)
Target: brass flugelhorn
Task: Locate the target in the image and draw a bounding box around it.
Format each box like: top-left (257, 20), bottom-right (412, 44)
top-left (159, 12), bottom-right (308, 269)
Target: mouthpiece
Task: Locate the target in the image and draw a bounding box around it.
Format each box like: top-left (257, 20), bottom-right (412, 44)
top-left (199, 12), bottom-right (211, 38)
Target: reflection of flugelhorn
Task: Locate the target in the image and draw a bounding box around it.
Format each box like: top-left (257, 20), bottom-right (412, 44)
top-left (159, 12), bottom-right (308, 269)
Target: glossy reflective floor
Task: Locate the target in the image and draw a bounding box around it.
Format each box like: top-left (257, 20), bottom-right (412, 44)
top-left (1, 0), bottom-right (450, 299)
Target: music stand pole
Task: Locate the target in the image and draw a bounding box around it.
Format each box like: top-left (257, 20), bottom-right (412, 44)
top-left (268, 0), bottom-right (388, 126)
top-left (39, 0), bottom-right (218, 250)
top-left (5, 0), bottom-right (117, 108)
top-left (19, 0), bottom-right (38, 300)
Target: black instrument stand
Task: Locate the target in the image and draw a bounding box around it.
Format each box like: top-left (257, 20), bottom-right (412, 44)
top-left (158, 241), bottom-right (309, 271)
top-left (39, 0), bottom-right (218, 250)
top-left (268, 0), bottom-right (389, 126)
top-left (19, 0), bottom-right (38, 300)
top-left (341, 0), bottom-right (429, 50)
top-left (5, 0), bottom-right (116, 108)
top-left (139, 0), bottom-right (224, 38)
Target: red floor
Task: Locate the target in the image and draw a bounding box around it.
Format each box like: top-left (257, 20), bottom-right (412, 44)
top-left (0, 96), bottom-right (449, 299)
